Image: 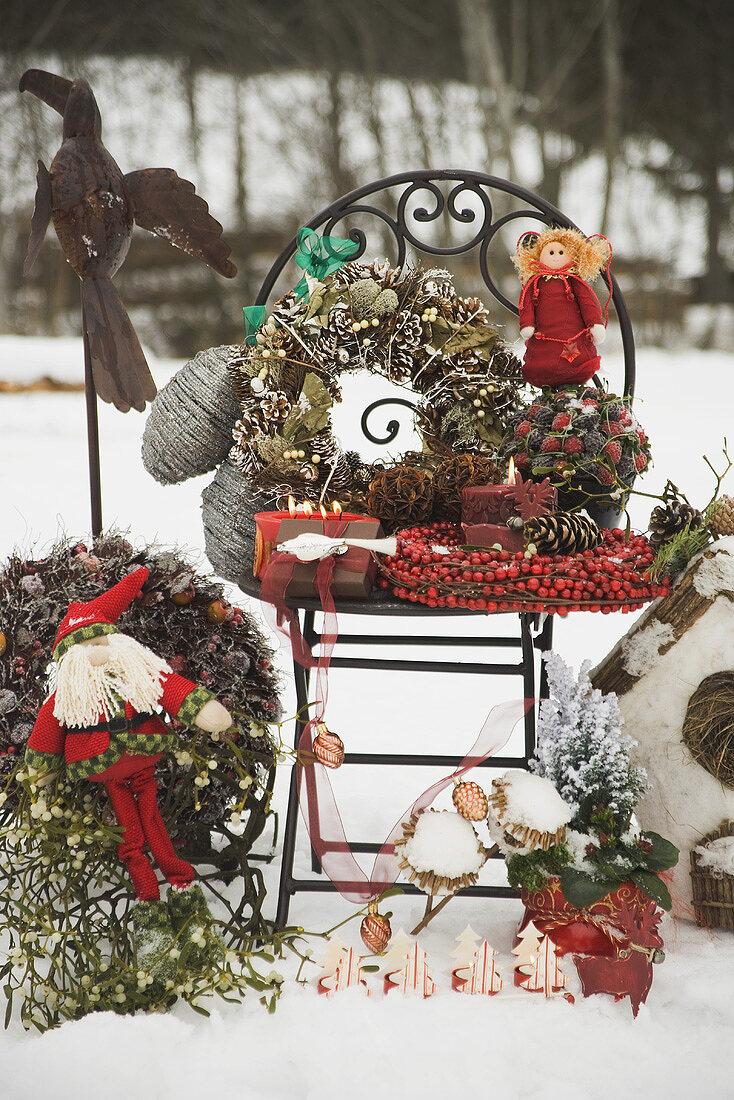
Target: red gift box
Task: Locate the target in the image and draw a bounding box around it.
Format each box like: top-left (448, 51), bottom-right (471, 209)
top-left (255, 514), bottom-right (383, 599)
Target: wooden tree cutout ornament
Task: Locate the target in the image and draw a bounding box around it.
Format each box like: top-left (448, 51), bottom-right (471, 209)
top-left (513, 921), bottom-right (573, 1000)
top-left (20, 68), bottom-right (236, 416)
top-left (316, 939), bottom-right (370, 996)
top-left (382, 931), bottom-right (437, 997)
top-left (452, 939), bottom-right (504, 995)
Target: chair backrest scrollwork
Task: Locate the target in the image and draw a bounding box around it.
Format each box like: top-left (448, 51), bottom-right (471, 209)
top-left (255, 169), bottom-right (636, 447)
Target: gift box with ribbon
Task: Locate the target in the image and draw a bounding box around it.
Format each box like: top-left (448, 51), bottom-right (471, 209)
top-left (257, 515), bottom-right (384, 599)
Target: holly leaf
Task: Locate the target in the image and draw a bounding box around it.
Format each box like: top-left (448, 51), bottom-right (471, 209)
top-left (558, 867), bottom-right (615, 908)
top-left (639, 832), bottom-right (679, 872)
top-left (630, 869), bottom-right (673, 911)
top-left (280, 373), bottom-right (333, 443)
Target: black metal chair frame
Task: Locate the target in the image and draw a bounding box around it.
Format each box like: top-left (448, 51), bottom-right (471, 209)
top-left (252, 170), bottom-right (636, 927)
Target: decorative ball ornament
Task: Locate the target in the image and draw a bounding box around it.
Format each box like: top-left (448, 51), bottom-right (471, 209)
top-left (360, 902), bottom-right (392, 954)
top-left (207, 598), bottom-right (229, 623)
top-left (452, 778), bottom-right (489, 821)
top-left (171, 585), bottom-right (195, 606)
top-left (312, 722), bottom-right (345, 769)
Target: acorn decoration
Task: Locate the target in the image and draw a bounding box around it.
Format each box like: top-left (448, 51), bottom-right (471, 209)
top-left (312, 722), bottom-right (345, 769)
top-left (360, 901), bottom-right (392, 954)
top-left (711, 495), bottom-right (734, 537)
top-left (648, 498), bottom-right (703, 550)
top-left (524, 512), bottom-right (602, 555)
top-left (452, 778), bottom-right (489, 822)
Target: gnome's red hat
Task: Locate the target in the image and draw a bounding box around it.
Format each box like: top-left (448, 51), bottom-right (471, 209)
top-left (53, 567), bottom-right (149, 659)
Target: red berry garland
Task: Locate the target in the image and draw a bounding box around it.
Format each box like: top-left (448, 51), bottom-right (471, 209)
top-left (375, 522), bottom-right (669, 613)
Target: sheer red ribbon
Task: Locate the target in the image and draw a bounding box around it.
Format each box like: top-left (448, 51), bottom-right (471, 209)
top-left (261, 530), bottom-right (532, 902)
top-left (294, 697), bottom-right (531, 903)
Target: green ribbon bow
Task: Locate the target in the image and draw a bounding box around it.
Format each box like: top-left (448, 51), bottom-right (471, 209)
top-left (292, 227), bottom-right (360, 300)
top-left (243, 305), bottom-right (267, 346)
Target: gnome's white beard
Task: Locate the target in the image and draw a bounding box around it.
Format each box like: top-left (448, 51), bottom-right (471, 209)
top-left (53, 633), bottom-right (172, 728)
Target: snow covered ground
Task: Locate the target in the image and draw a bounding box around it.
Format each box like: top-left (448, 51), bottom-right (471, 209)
top-left (1, 336), bottom-right (733, 1099)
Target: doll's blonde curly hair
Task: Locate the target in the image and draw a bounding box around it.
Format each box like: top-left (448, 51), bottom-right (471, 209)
top-left (512, 227), bottom-right (611, 285)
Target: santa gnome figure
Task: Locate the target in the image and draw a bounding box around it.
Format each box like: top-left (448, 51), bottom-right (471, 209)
top-left (25, 567), bottom-right (234, 966)
top-left (513, 227), bottom-right (612, 389)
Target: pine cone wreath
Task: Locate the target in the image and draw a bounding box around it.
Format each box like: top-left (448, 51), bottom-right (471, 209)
top-left (525, 512), bottom-right (602, 555)
top-left (432, 453), bottom-right (499, 523)
top-left (648, 499), bottom-right (703, 550)
top-left (710, 495), bottom-right (734, 537)
top-left (366, 465), bottom-right (434, 531)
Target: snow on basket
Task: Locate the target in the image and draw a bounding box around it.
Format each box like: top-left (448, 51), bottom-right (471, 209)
top-left (691, 820), bottom-right (734, 931)
top-left (395, 810), bottom-right (489, 895)
top-left (487, 770), bottom-right (572, 853)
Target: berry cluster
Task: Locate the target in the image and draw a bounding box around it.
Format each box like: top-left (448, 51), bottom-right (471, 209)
top-left (377, 521), bottom-right (669, 613)
top-left (503, 385), bottom-right (651, 502)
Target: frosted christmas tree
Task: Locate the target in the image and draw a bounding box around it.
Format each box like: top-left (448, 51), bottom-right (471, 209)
top-left (531, 653), bottom-right (646, 825)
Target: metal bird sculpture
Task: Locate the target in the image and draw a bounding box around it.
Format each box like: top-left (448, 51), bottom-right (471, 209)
top-left (20, 68), bottom-right (237, 414)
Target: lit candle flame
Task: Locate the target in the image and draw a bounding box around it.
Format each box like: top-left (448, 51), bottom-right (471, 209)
top-left (507, 456), bottom-right (516, 485)
top-left (303, 500), bottom-right (313, 518)
top-left (319, 503), bottom-right (328, 519)
top-left (288, 496), bottom-right (297, 518)
top-left (333, 501), bottom-right (342, 517)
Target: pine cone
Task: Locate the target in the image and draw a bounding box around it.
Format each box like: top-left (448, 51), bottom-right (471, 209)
top-left (432, 453), bottom-right (499, 522)
top-left (710, 496), bottom-right (734, 537)
top-left (524, 513), bottom-right (602, 555)
top-left (259, 390), bottom-right (290, 422)
top-left (648, 499), bottom-right (703, 550)
top-left (366, 465), bottom-right (434, 532)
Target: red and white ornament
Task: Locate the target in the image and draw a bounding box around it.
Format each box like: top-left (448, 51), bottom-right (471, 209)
top-left (312, 722), bottom-right (345, 769)
top-left (360, 902), bottom-right (392, 954)
top-left (452, 778), bottom-right (489, 821)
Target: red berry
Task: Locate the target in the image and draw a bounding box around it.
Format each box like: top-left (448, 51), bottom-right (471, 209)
top-left (526, 404), bottom-right (542, 420)
top-left (604, 440), bottom-right (622, 463)
top-left (634, 453), bottom-right (648, 472)
top-left (552, 412), bottom-right (571, 431)
top-left (541, 435), bottom-right (560, 454)
top-left (564, 437), bottom-right (584, 455)
top-left (515, 420), bottom-right (533, 438)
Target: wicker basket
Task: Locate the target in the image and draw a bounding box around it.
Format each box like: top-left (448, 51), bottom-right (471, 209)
top-left (690, 820), bottom-right (734, 930)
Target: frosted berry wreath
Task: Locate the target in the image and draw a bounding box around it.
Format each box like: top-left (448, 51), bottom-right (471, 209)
top-left (227, 261), bottom-right (524, 512)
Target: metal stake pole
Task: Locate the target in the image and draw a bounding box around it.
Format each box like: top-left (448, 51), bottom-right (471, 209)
top-left (80, 287), bottom-right (103, 537)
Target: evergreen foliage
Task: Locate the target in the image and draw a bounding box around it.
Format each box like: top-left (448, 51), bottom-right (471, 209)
top-left (531, 653), bottom-right (647, 830)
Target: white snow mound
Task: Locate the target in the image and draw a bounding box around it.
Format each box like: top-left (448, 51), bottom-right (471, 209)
top-left (497, 770), bottom-right (573, 832)
top-left (403, 811), bottom-right (485, 879)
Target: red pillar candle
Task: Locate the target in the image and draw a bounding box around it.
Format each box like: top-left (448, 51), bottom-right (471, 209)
top-left (254, 501), bottom-right (372, 578)
top-left (460, 468), bottom-right (557, 551)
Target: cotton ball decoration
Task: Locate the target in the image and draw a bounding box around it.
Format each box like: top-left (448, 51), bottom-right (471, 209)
top-left (487, 770), bottom-right (572, 854)
top-left (395, 809), bottom-right (489, 895)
